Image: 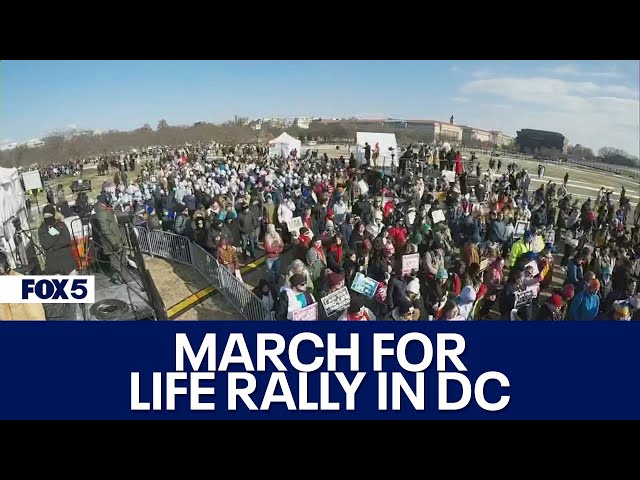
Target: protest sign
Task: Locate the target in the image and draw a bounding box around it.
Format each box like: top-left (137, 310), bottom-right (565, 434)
top-left (286, 216), bottom-right (303, 233)
top-left (514, 289), bottom-right (533, 308)
top-left (351, 272), bottom-right (379, 298)
top-left (442, 171), bottom-right (456, 183)
top-left (320, 286), bottom-right (351, 318)
top-left (515, 221), bottom-right (529, 238)
top-left (524, 260), bottom-right (539, 276)
top-left (432, 209), bottom-right (446, 224)
top-left (357, 180), bottom-right (369, 195)
top-left (291, 302), bottom-right (318, 321)
top-left (402, 253), bottom-right (420, 275)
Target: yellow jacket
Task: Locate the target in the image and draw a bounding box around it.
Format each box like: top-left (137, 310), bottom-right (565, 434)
top-left (0, 271), bottom-right (47, 321)
top-left (508, 239), bottom-right (531, 267)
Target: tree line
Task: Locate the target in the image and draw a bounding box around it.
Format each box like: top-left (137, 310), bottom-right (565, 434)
top-left (1, 118), bottom-right (637, 169)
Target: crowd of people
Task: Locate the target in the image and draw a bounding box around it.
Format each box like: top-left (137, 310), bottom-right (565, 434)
top-left (28, 140), bottom-right (640, 321)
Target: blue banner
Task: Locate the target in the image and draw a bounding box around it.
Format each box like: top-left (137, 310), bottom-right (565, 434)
top-left (1, 322), bottom-right (639, 420)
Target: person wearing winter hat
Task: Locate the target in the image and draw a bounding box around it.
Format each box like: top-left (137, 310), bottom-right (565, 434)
top-left (567, 278), bottom-right (600, 320)
top-left (276, 272), bottom-right (316, 320)
top-left (338, 297), bottom-right (376, 321)
top-left (535, 293), bottom-right (564, 320)
top-left (390, 297), bottom-right (420, 321)
top-left (38, 204), bottom-right (77, 275)
top-left (425, 268), bottom-right (450, 319)
top-left (456, 285), bottom-right (477, 320)
top-left (94, 186), bottom-right (126, 284)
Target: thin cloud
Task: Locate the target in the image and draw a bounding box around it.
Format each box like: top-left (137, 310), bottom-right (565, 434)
top-left (471, 69), bottom-right (491, 79)
top-left (452, 97), bottom-right (470, 103)
top-left (544, 63), bottom-right (623, 79)
top-left (351, 113), bottom-right (387, 119)
top-left (459, 75), bottom-right (640, 155)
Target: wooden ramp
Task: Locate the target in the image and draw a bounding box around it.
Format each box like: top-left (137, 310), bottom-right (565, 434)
top-left (143, 255), bottom-right (242, 320)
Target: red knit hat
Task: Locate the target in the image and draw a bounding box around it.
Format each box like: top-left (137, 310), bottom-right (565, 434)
top-left (562, 284), bottom-right (575, 300)
top-left (550, 293), bottom-right (563, 308)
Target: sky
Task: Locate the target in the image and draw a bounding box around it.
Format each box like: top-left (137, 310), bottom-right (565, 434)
top-left (1, 60), bottom-right (639, 156)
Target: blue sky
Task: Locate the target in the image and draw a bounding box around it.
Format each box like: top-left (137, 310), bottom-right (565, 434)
top-left (1, 60), bottom-right (638, 155)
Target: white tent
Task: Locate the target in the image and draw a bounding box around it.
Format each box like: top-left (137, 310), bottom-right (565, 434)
top-left (269, 132), bottom-right (302, 159)
top-left (0, 166), bottom-right (30, 268)
top-left (356, 132), bottom-right (398, 168)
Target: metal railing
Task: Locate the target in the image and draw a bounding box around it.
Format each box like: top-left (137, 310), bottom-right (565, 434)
top-left (189, 242), bottom-right (221, 289)
top-left (144, 229), bottom-right (192, 265)
top-left (216, 262), bottom-right (272, 320)
top-left (128, 225), bottom-right (271, 320)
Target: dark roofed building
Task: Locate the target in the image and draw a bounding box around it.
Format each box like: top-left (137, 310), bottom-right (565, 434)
top-left (516, 129), bottom-right (568, 154)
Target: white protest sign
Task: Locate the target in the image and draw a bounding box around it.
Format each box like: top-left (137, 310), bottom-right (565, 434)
top-left (431, 209), bottom-right (446, 224)
top-left (524, 260), bottom-right (539, 276)
top-left (292, 302), bottom-right (318, 321)
top-left (320, 286), bottom-right (351, 318)
top-left (286, 216), bottom-right (303, 233)
top-left (515, 221), bottom-right (529, 237)
top-left (402, 253), bottom-right (420, 275)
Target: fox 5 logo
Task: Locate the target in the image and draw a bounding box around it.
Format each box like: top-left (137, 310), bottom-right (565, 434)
top-left (15, 276), bottom-right (96, 303)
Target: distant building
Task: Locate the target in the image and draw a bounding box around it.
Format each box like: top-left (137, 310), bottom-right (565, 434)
top-left (490, 131), bottom-right (514, 146)
top-left (516, 129), bottom-right (568, 154)
top-left (404, 120), bottom-right (463, 143)
top-left (295, 117), bottom-right (313, 129)
top-left (462, 126), bottom-right (493, 145)
top-left (25, 138), bottom-right (44, 148)
top-left (264, 117), bottom-right (293, 128)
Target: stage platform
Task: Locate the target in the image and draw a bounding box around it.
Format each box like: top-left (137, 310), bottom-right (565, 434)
top-left (43, 265), bottom-right (155, 321)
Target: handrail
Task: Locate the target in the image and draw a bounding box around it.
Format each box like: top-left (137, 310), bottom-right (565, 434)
top-left (128, 225), bottom-right (271, 320)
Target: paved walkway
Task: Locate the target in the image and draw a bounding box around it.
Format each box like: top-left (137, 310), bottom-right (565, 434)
top-left (144, 255), bottom-right (241, 320)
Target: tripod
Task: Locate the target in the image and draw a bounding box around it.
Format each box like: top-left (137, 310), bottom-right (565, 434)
top-left (12, 220), bottom-right (46, 275)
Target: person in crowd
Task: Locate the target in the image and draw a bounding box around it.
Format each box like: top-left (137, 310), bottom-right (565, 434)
top-left (94, 184), bottom-right (126, 284)
top-left (338, 298), bottom-right (376, 321)
top-left (535, 293), bottom-right (564, 320)
top-left (253, 279), bottom-right (276, 319)
top-left (456, 285), bottom-right (477, 320)
top-left (20, 141), bottom-right (639, 322)
top-left (500, 268), bottom-right (532, 320)
top-left (38, 204), bottom-right (77, 275)
top-left (264, 223), bottom-right (284, 284)
top-left (567, 278), bottom-right (601, 320)
top-left (276, 273), bottom-right (315, 320)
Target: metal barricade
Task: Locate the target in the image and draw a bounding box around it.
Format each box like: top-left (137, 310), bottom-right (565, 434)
top-left (145, 229), bottom-right (192, 265)
top-left (216, 260), bottom-right (272, 320)
top-left (133, 226), bottom-right (151, 254)
top-left (189, 242), bottom-right (221, 289)
top-left (128, 225), bottom-right (271, 320)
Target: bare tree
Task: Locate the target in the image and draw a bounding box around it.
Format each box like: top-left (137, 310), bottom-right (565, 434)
top-left (157, 119), bottom-right (169, 130)
top-left (598, 147), bottom-right (640, 168)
